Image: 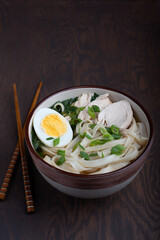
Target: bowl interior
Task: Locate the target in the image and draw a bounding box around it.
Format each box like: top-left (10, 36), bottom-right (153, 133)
top-left (28, 87), bottom-right (150, 149)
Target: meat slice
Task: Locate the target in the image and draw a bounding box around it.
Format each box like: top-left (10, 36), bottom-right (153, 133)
top-left (78, 93), bottom-right (112, 121)
top-left (98, 100), bottom-right (133, 130)
top-left (74, 93), bottom-right (93, 108)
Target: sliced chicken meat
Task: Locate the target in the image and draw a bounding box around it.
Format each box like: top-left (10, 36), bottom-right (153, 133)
top-left (74, 93), bottom-right (93, 108)
top-left (78, 93), bottom-right (112, 121)
top-left (98, 100), bottom-right (133, 130)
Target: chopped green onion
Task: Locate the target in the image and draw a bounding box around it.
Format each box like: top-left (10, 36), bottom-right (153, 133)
top-left (79, 131), bottom-right (85, 138)
top-left (89, 139), bottom-right (108, 146)
top-left (101, 152), bottom-right (105, 158)
top-left (80, 132), bottom-right (93, 139)
top-left (100, 127), bottom-right (108, 136)
top-left (112, 133), bottom-right (122, 139)
top-left (105, 134), bottom-right (114, 141)
top-left (89, 153), bottom-right (98, 156)
top-left (53, 102), bottom-right (64, 113)
top-left (88, 106), bottom-right (95, 119)
top-left (111, 144), bottom-right (125, 155)
top-left (53, 137), bottom-right (60, 146)
top-left (72, 140), bottom-right (81, 152)
top-left (106, 127), bottom-right (112, 134)
top-left (90, 123), bottom-right (96, 129)
top-left (105, 127), bottom-right (121, 139)
top-left (56, 155), bottom-right (65, 165)
top-left (92, 105), bottom-right (100, 112)
top-left (100, 127), bottom-right (114, 141)
top-left (80, 151), bottom-right (90, 160)
top-left (46, 137), bottom-right (54, 140)
top-left (57, 150), bottom-right (65, 156)
top-left (85, 133), bottom-right (93, 139)
top-left (111, 125), bottom-right (120, 135)
top-left (79, 144), bottom-right (85, 150)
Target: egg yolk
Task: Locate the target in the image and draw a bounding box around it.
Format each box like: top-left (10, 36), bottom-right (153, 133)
top-left (41, 114), bottom-right (67, 137)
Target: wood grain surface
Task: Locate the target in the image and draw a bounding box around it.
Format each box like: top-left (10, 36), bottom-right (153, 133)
top-left (0, 1), bottom-right (160, 239)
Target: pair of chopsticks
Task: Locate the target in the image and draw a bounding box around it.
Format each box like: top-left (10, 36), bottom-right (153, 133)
top-left (0, 82), bottom-right (42, 213)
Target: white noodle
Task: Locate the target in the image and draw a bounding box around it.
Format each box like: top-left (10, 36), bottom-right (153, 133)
top-left (90, 162), bottom-right (129, 175)
top-left (42, 117), bottom-right (148, 174)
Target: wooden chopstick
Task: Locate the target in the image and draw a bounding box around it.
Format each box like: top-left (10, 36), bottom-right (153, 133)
top-left (0, 82), bottom-right (42, 201)
top-left (13, 84), bottom-right (35, 213)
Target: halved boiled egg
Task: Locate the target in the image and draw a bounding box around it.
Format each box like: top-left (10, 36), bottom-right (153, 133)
top-left (33, 108), bottom-right (73, 147)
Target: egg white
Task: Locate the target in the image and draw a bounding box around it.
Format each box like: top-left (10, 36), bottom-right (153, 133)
top-left (33, 108), bottom-right (73, 147)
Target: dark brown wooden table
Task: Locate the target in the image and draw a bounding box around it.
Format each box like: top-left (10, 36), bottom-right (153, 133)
top-left (0, 1), bottom-right (160, 239)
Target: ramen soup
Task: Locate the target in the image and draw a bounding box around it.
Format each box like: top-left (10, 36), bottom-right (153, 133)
top-left (31, 92), bottom-right (148, 174)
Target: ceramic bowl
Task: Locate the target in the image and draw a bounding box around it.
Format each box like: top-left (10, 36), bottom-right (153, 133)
top-left (25, 86), bottom-right (154, 198)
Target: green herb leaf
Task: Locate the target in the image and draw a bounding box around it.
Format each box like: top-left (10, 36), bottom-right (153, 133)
top-left (38, 151), bottom-right (44, 158)
top-left (88, 106), bottom-right (95, 119)
top-left (89, 153), bottom-right (98, 156)
top-left (91, 93), bottom-right (99, 101)
top-left (80, 151), bottom-right (90, 160)
top-left (79, 144), bottom-right (85, 150)
top-left (92, 105), bottom-right (100, 112)
top-left (90, 123), bottom-right (96, 129)
top-left (111, 144), bottom-right (125, 155)
top-left (56, 155), bottom-right (65, 165)
top-left (72, 140), bottom-right (81, 152)
top-left (50, 97), bottom-right (80, 132)
top-left (32, 127), bottom-right (44, 150)
top-left (57, 150), bottom-right (65, 156)
top-left (69, 117), bottom-right (82, 126)
top-left (69, 106), bottom-right (78, 112)
top-left (53, 137), bottom-right (60, 146)
top-left (46, 137), bottom-right (54, 140)
top-left (62, 97), bottom-right (78, 114)
top-left (69, 113), bottom-right (82, 132)
top-left (89, 139), bottom-right (108, 146)
top-left (111, 125), bottom-right (120, 135)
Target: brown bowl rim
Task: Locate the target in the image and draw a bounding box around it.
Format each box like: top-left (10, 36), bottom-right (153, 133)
top-left (25, 85), bottom-right (154, 188)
